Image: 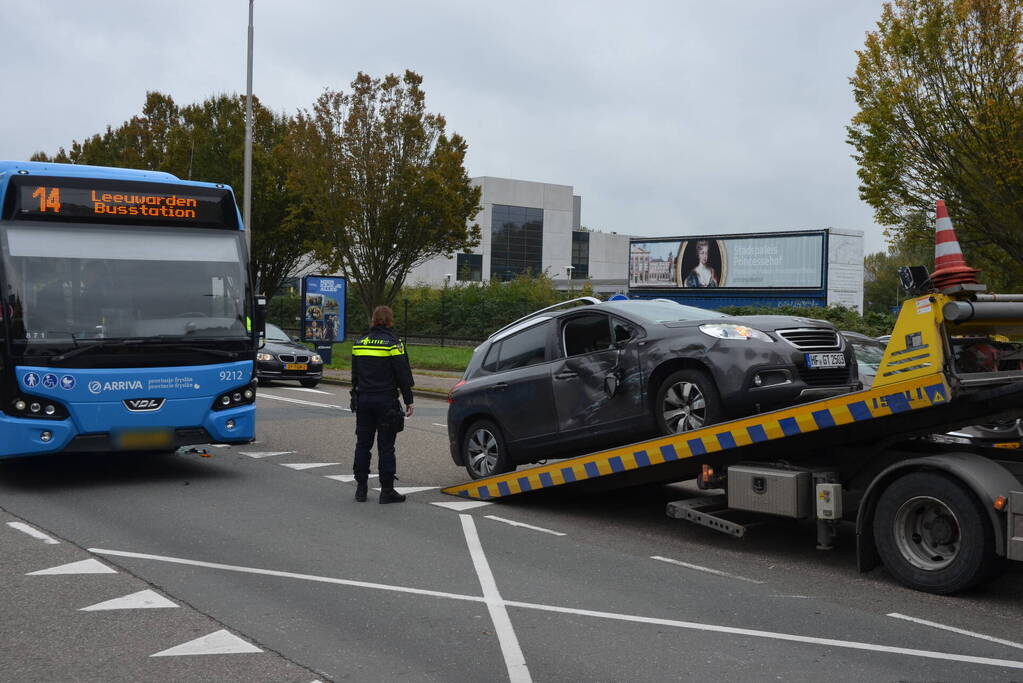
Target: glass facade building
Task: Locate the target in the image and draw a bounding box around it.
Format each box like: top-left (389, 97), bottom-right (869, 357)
top-left (456, 253), bottom-right (483, 282)
top-left (491, 204), bottom-right (543, 281)
top-left (571, 231), bottom-right (590, 279)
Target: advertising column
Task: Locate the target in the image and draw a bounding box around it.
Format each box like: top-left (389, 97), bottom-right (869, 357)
top-left (301, 275), bottom-right (347, 365)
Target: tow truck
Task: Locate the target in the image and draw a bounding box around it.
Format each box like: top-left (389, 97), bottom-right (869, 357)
top-left (443, 203), bottom-right (1023, 594)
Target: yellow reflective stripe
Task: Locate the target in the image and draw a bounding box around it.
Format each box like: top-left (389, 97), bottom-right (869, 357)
top-left (352, 346), bottom-right (404, 357)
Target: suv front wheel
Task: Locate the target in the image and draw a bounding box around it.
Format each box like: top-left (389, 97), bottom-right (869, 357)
top-left (462, 419), bottom-right (514, 480)
top-left (654, 369), bottom-right (721, 435)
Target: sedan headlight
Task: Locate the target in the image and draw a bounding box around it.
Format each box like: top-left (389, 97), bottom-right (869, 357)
top-left (311, 354), bottom-right (323, 363)
top-left (699, 323), bottom-right (774, 343)
top-left (256, 352), bottom-right (275, 361)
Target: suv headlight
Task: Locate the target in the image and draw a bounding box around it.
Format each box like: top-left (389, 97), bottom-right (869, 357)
top-left (256, 352), bottom-right (275, 361)
top-left (311, 354), bottom-right (323, 364)
top-left (699, 323), bottom-right (774, 343)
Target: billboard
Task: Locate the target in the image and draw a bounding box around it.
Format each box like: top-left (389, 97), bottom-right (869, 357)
top-left (629, 232), bottom-right (825, 289)
top-left (301, 275), bottom-right (346, 343)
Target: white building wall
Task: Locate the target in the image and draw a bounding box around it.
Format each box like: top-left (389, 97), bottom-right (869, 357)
top-left (587, 231), bottom-right (630, 280)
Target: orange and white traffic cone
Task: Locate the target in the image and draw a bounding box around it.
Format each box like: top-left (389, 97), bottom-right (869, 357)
top-left (930, 200), bottom-right (981, 292)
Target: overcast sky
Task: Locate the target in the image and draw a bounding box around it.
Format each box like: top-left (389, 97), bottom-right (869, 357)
top-left (1, 0), bottom-right (889, 254)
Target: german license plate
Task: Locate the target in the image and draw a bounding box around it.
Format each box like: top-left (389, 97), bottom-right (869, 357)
top-left (805, 352), bottom-right (846, 369)
top-left (115, 428), bottom-right (173, 450)
top-left (285, 363), bottom-right (308, 370)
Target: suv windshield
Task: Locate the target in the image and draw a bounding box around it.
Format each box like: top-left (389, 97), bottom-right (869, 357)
top-left (608, 300), bottom-right (726, 323)
top-left (1, 221), bottom-right (250, 354)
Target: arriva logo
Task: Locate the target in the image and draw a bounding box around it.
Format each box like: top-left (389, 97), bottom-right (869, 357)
top-left (88, 380), bottom-right (144, 395)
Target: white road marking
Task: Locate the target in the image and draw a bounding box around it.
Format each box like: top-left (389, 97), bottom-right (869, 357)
top-left (372, 486), bottom-right (438, 495)
top-left (282, 462), bottom-right (341, 470)
top-left (81, 589), bottom-right (178, 611)
top-left (204, 444), bottom-right (230, 448)
top-left (460, 514), bottom-right (532, 683)
top-left (27, 559), bottom-right (116, 575)
top-left (888, 613), bottom-right (1023, 652)
top-left (239, 451), bottom-right (295, 458)
top-left (432, 423), bottom-right (447, 427)
top-left (89, 548), bottom-right (487, 603)
top-left (484, 515), bottom-right (565, 537)
top-left (86, 547), bottom-right (1023, 671)
top-left (432, 501), bottom-right (493, 511)
top-left (325, 474), bottom-right (378, 483)
top-left (258, 393), bottom-right (351, 411)
top-left (280, 387), bottom-right (333, 395)
top-left (651, 555), bottom-right (765, 584)
top-left (7, 522), bottom-right (59, 544)
top-left (150, 629), bottom-right (262, 657)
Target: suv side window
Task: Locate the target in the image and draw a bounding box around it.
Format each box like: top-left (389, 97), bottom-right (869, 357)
top-left (613, 317), bottom-right (637, 343)
top-left (482, 342), bottom-right (501, 372)
top-left (497, 321), bottom-right (550, 371)
top-left (563, 314), bottom-right (613, 357)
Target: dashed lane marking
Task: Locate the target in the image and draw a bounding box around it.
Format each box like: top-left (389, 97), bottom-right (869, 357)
top-left (325, 474), bottom-right (378, 483)
top-left (484, 515), bottom-right (565, 537)
top-left (888, 613), bottom-right (1023, 652)
top-left (651, 556), bottom-right (765, 585)
top-left (432, 423), bottom-right (446, 427)
top-left (86, 547), bottom-right (1023, 671)
top-left (258, 393), bottom-right (351, 411)
top-left (239, 451), bottom-right (295, 458)
top-left (282, 462), bottom-right (342, 470)
top-left (81, 589), bottom-right (178, 611)
top-left (27, 559), bottom-right (117, 575)
top-left (432, 501), bottom-right (493, 511)
top-left (280, 387), bottom-right (333, 395)
top-left (460, 514), bottom-right (532, 682)
top-left (150, 629), bottom-right (262, 657)
top-left (7, 522), bottom-right (59, 544)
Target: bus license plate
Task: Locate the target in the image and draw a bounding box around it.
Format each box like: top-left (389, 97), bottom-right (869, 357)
top-left (115, 428), bottom-right (173, 450)
top-left (805, 352), bottom-right (846, 369)
top-left (285, 363), bottom-right (308, 370)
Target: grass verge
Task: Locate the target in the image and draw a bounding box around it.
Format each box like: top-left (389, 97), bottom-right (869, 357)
top-left (317, 341), bottom-right (473, 372)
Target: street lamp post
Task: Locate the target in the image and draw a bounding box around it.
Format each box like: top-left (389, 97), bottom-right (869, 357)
top-left (243, 0), bottom-right (254, 250)
top-left (565, 265), bottom-right (574, 298)
top-left (442, 273), bottom-right (452, 347)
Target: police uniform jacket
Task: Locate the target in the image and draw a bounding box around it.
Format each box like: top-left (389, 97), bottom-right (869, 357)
top-left (351, 326), bottom-right (415, 405)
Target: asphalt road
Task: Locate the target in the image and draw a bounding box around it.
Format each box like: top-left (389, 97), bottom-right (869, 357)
top-left (2, 380), bottom-right (1023, 682)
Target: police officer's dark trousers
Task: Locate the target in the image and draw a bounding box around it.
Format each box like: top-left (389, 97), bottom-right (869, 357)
top-left (353, 392), bottom-right (398, 487)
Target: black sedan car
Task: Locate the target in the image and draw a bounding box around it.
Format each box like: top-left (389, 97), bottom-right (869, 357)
top-left (256, 323), bottom-right (324, 387)
top-left (448, 298), bottom-right (858, 479)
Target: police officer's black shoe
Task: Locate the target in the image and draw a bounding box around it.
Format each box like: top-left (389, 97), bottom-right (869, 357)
top-left (378, 488), bottom-right (406, 504)
top-left (355, 482), bottom-right (368, 502)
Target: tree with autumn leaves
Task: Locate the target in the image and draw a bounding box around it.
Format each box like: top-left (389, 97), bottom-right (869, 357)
top-left (30, 72), bottom-right (481, 317)
top-left (849, 0), bottom-right (1023, 290)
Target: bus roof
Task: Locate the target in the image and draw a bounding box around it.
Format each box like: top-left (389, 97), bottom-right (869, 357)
top-left (0, 160), bottom-right (233, 191)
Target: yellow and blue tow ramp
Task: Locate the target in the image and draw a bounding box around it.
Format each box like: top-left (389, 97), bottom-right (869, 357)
top-left (442, 373), bottom-right (953, 501)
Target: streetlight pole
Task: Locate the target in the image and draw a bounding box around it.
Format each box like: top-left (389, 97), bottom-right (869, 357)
top-left (243, 0), bottom-right (254, 250)
top-left (565, 265), bottom-right (574, 298)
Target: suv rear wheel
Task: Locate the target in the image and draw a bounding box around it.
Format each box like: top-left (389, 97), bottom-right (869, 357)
top-left (463, 419), bottom-right (514, 479)
top-left (654, 369), bottom-right (721, 434)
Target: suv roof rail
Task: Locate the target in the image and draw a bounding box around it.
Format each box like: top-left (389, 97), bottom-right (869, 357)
top-left (488, 296), bottom-right (601, 339)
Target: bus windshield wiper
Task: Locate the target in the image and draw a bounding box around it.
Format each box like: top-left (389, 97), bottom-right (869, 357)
top-left (48, 338), bottom-right (145, 363)
top-left (49, 338), bottom-right (239, 362)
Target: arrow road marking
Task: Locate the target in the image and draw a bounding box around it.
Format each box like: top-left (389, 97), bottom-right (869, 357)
top-left (325, 474), bottom-right (378, 483)
top-left (151, 629), bottom-right (261, 657)
top-left (431, 501), bottom-right (493, 511)
top-left (28, 559), bottom-right (116, 575)
top-left (87, 547), bottom-right (1023, 671)
top-left (239, 451), bottom-right (295, 458)
top-left (81, 589), bottom-right (178, 611)
top-left (372, 486), bottom-right (438, 495)
top-left (281, 462), bottom-right (341, 470)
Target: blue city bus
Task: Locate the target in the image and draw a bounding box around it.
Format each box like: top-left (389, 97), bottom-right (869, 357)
top-left (0, 161), bottom-right (263, 458)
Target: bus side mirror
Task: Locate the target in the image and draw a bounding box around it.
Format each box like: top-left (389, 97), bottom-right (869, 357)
top-left (255, 295), bottom-right (268, 347)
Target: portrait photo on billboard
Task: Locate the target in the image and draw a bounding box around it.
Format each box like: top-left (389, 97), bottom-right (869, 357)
top-left (679, 239), bottom-right (727, 288)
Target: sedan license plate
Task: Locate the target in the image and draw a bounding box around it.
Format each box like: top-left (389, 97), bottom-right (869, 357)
top-left (115, 428), bottom-right (173, 450)
top-left (805, 352), bottom-right (846, 369)
top-left (285, 363), bottom-right (308, 370)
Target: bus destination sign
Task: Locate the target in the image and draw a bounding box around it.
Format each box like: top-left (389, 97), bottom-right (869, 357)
top-left (5, 176), bottom-right (238, 229)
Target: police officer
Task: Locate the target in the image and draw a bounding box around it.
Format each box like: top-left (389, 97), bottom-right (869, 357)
top-left (350, 305), bottom-right (415, 503)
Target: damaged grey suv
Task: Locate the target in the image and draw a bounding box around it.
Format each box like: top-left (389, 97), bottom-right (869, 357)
top-left (447, 298), bottom-right (857, 479)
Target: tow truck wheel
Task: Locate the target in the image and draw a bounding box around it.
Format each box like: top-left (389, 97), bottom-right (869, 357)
top-left (654, 369), bottom-right (721, 435)
top-left (873, 471), bottom-right (995, 594)
top-left (463, 419), bottom-right (514, 480)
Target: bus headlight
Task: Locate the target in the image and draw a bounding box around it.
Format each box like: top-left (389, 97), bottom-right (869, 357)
top-left (9, 396), bottom-right (68, 420)
top-left (212, 381), bottom-right (258, 412)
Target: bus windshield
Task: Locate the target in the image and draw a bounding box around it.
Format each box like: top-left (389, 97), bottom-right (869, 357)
top-left (1, 221), bottom-right (250, 354)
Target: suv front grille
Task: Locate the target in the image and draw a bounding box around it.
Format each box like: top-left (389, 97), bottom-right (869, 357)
top-left (798, 367), bottom-right (851, 386)
top-left (777, 328), bottom-right (841, 351)
top-left (278, 354), bottom-right (310, 363)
